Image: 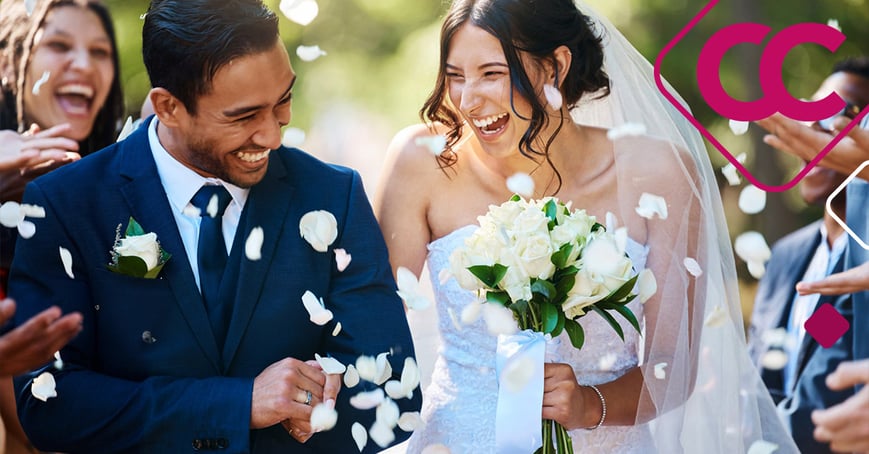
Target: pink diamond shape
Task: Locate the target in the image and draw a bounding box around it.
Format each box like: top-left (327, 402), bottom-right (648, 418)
top-left (804, 303), bottom-right (849, 348)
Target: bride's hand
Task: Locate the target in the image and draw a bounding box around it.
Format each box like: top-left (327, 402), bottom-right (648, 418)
top-left (542, 363), bottom-right (602, 430)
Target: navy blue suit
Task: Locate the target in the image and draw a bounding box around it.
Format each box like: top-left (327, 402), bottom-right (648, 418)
top-left (9, 117), bottom-right (420, 453)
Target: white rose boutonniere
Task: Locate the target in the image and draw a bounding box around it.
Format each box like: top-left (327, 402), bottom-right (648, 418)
top-left (107, 217), bottom-right (171, 279)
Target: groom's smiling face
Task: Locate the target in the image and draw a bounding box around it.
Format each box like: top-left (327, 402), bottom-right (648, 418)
top-left (159, 39), bottom-right (295, 188)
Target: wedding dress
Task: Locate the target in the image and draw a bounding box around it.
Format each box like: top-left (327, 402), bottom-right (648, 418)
top-left (407, 225), bottom-right (654, 454)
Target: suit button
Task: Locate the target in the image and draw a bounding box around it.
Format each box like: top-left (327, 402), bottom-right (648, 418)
top-left (192, 439), bottom-right (203, 450)
top-left (204, 439), bottom-right (214, 449)
top-left (216, 438), bottom-right (228, 449)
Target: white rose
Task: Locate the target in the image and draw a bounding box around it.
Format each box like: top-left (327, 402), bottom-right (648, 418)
top-left (484, 200), bottom-right (525, 228)
top-left (512, 233), bottom-right (555, 280)
top-left (115, 232), bottom-right (161, 270)
top-left (448, 249), bottom-right (483, 291)
top-left (581, 234), bottom-right (634, 293)
top-left (299, 210), bottom-right (338, 252)
top-left (499, 264), bottom-right (532, 302)
top-left (562, 270), bottom-right (607, 318)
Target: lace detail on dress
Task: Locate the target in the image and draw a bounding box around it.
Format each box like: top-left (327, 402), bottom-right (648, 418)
top-left (407, 226), bottom-right (656, 454)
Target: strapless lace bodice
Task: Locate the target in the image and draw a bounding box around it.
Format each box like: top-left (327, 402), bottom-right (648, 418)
top-left (407, 225), bottom-right (656, 454)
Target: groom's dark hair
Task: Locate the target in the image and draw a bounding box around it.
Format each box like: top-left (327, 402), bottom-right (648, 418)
top-left (142, 0), bottom-right (279, 114)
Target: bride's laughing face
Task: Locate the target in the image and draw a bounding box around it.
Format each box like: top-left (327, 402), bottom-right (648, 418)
top-left (445, 23), bottom-right (536, 158)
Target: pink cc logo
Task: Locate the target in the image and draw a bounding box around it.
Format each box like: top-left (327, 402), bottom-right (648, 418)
top-left (697, 22), bottom-right (846, 122)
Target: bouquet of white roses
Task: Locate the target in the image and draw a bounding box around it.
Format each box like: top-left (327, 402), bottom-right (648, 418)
top-left (449, 195), bottom-right (640, 454)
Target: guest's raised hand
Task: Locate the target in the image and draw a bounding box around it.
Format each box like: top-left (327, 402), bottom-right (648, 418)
top-left (17, 123), bottom-right (81, 177)
top-left (797, 261), bottom-right (869, 296)
top-left (812, 359), bottom-right (869, 453)
top-left (0, 298), bottom-right (82, 377)
top-left (250, 357), bottom-right (329, 430)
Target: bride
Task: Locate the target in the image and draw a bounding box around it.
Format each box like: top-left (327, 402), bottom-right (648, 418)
top-left (375, 0), bottom-right (797, 452)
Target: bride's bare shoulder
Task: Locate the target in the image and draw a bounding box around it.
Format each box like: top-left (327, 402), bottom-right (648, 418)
top-left (383, 123), bottom-right (453, 179)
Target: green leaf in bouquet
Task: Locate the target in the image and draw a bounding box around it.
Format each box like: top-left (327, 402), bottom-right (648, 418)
top-left (554, 274), bottom-right (575, 304)
top-left (113, 255), bottom-right (148, 278)
top-left (486, 290), bottom-right (510, 307)
top-left (544, 199), bottom-right (559, 230)
top-left (541, 301), bottom-right (559, 334)
top-left (553, 265), bottom-right (579, 281)
top-left (125, 217), bottom-right (146, 237)
top-left (531, 279), bottom-right (557, 301)
top-left (510, 194), bottom-right (522, 202)
top-left (551, 310), bottom-right (566, 337)
top-left (591, 222), bottom-right (605, 233)
top-left (606, 274), bottom-right (639, 303)
top-left (611, 303), bottom-right (641, 333)
top-left (550, 243), bottom-right (574, 269)
top-left (564, 318), bottom-right (585, 350)
top-left (468, 264), bottom-right (508, 288)
top-left (591, 305), bottom-right (625, 341)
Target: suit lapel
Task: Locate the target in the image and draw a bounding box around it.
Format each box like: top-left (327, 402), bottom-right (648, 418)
top-left (117, 120), bottom-right (222, 371)
top-left (222, 155), bottom-right (295, 369)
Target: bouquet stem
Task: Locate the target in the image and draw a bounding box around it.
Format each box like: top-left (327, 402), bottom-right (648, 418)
top-left (536, 419), bottom-right (573, 453)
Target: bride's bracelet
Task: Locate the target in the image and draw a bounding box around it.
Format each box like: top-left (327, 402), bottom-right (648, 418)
top-left (584, 384), bottom-right (606, 430)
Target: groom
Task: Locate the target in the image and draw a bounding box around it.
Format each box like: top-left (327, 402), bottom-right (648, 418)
top-left (8, 0), bottom-right (419, 452)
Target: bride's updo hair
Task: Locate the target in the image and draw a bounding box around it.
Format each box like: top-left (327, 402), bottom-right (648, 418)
top-left (422, 0), bottom-right (610, 185)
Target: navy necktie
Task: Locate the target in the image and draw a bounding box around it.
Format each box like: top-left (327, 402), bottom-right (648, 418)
top-left (191, 185), bottom-right (232, 346)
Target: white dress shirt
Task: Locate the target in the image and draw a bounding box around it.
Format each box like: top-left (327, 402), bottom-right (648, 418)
top-left (147, 118), bottom-right (249, 290)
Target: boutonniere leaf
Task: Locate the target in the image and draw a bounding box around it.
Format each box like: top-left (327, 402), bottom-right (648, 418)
top-left (107, 217), bottom-right (171, 279)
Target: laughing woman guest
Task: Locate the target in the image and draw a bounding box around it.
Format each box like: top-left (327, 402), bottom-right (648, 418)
top-left (0, 0), bottom-right (123, 294)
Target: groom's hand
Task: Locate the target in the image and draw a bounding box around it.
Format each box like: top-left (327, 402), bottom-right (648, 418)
top-left (280, 360), bottom-right (342, 443)
top-left (250, 358), bottom-right (328, 430)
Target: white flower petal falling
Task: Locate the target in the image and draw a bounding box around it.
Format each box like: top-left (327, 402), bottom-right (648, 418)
top-left (635, 193), bottom-right (668, 220)
top-left (314, 353), bottom-right (346, 374)
top-left (350, 388), bottom-right (385, 410)
top-left (206, 194), bottom-right (219, 218)
top-left (826, 19), bottom-right (841, 32)
top-left (182, 205), bottom-right (201, 218)
top-left (245, 227), bottom-right (264, 261)
top-left (446, 307), bottom-right (462, 331)
top-left (653, 362), bottom-right (668, 379)
top-left (332, 322), bottom-right (342, 337)
top-left (343, 364), bottom-right (360, 388)
top-left (747, 440), bottom-right (779, 454)
top-left (637, 269), bottom-right (657, 303)
top-left (355, 355), bottom-right (378, 383)
top-left (721, 153), bottom-right (747, 186)
top-left (734, 231), bottom-right (771, 279)
top-left (117, 116), bottom-right (134, 142)
top-left (18, 220), bottom-right (36, 239)
top-left (59, 246), bottom-right (74, 279)
top-left (373, 352), bottom-right (393, 385)
top-left (20, 204), bottom-right (45, 218)
top-left (31, 372), bottom-right (57, 402)
top-left (376, 398), bottom-right (400, 429)
top-left (729, 119), bottom-right (749, 135)
top-left (704, 305), bottom-right (729, 327)
top-left (747, 261), bottom-right (767, 279)
top-left (501, 354), bottom-right (535, 392)
top-left (438, 268), bottom-right (452, 285)
top-left (762, 328), bottom-right (788, 348)
top-left (738, 185), bottom-right (767, 214)
top-left (506, 172), bottom-right (535, 197)
top-left (414, 135), bottom-right (447, 156)
top-left (0, 202), bottom-right (24, 228)
top-left (483, 303), bottom-right (519, 335)
top-left (53, 351), bottom-right (64, 370)
top-left (397, 411), bottom-right (424, 432)
top-left (301, 290), bottom-right (334, 325)
top-left (598, 353), bottom-right (617, 371)
top-left (299, 210), bottom-right (338, 252)
top-left (683, 257), bottom-right (703, 277)
top-left (281, 127), bottom-right (306, 148)
top-left (369, 420), bottom-right (395, 448)
top-left (760, 350), bottom-right (788, 370)
top-left (351, 422), bottom-right (368, 451)
top-left (279, 0), bottom-right (319, 26)
top-left (543, 84), bottom-right (563, 110)
top-left (384, 357), bottom-right (420, 400)
top-left (296, 44), bottom-right (327, 62)
top-left (395, 266), bottom-right (431, 310)
top-left (607, 122), bottom-right (647, 141)
top-left (32, 71), bottom-right (50, 95)
top-left (309, 402), bottom-right (338, 432)
top-left (334, 248), bottom-right (351, 272)
top-left (461, 300), bottom-right (483, 324)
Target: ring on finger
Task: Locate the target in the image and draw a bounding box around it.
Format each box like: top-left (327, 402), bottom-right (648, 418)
top-left (304, 390), bottom-right (312, 406)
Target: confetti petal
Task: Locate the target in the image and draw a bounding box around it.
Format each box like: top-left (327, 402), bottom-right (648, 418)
top-left (332, 322), bottom-right (342, 336)
top-left (355, 355), bottom-right (378, 382)
top-left (314, 353), bottom-right (346, 374)
top-left (721, 153), bottom-right (747, 186)
top-left (296, 44), bottom-right (327, 62)
top-left (0, 202), bottom-right (24, 228)
top-left (729, 119), bottom-right (749, 135)
top-left (635, 193), bottom-right (668, 220)
top-left (31, 371), bottom-right (57, 402)
top-left (734, 231), bottom-right (771, 265)
top-left (18, 220), bottom-right (36, 239)
top-left (373, 352), bottom-right (393, 385)
top-left (543, 84), bottom-right (563, 110)
top-left (182, 205), bottom-right (201, 217)
top-left (704, 305), bottom-right (728, 327)
top-left (281, 127), bottom-right (306, 148)
top-left (117, 116), bottom-right (134, 142)
top-left (446, 307), bottom-right (462, 331)
top-left (506, 172), bottom-right (534, 197)
top-left (206, 194), bottom-right (219, 218)
top-left (598, 353), bottom-right (617, 371)
top-left (334, 248), bottom-right (351, 272)
top-left (245, 227), bottom-right (264, 261)
top-left (32, 71), bottom-right (50, 95)
top-left (762, 328), bottom-right (788, 348)
top-left (826, 19), bottom-right (841, 32)
top-left (344, 364), bottom-right (360, 388)
top-left (59, 246), bottom-right (74, 279)
top-left (738, 185), bottom-right (767, 215)
top-left (369, 420), bottom-right (395, 448)
top-left (279, 0), bottom-right (319, 26)
top-left (461, 300), bottom-right (483, 324)
top-left (747, 440), bottom-right (779, 454)
top-left (396, 266), bottom-right (431, 310)
top-left (19, 204), bottom-right (45, 218)
top-left (438, 268), bottom-right (452, 285)
top-left (376, 398), bottom-right (400, 428)
top-left (349, 388), bottom-right (385, 410)
top-left (683, 257), bottom-right (703, 277)
top-left (653, 362), bottom-right (668, 379)
top-left (351, 422), bottom-right (368, 451)
top-left (637, 269), bottom-right (657, 303)
top-left (397, 411), bottom-right (423, 432)
top-left (747, 260), bottom-right (767, 279)
top-left (301, 290), bottom-right (334, 326)
top-left (299, 210), bottom-right (338, 252)
top-left (500, 354), bottom-right (535, 392)
top-left (310, 402), bottom-right (338, 432)
top-left (606, 122), bottom-right (647, 140)
top-left (414, 135), bottom-right (447, 156)
top-left (760, 350), bottom-right (788, 370)
top-left (53, 351), bottom-right (63, 370)
top-left (482, 303), bottom-right (518, 335)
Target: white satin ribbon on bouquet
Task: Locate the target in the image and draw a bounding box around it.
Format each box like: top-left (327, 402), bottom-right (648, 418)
top-left (495, 330), bottom-right (549, 454)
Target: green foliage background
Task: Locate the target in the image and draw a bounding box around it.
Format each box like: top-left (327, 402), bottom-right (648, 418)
top-left (103, 0), bottom-right (868, 305)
